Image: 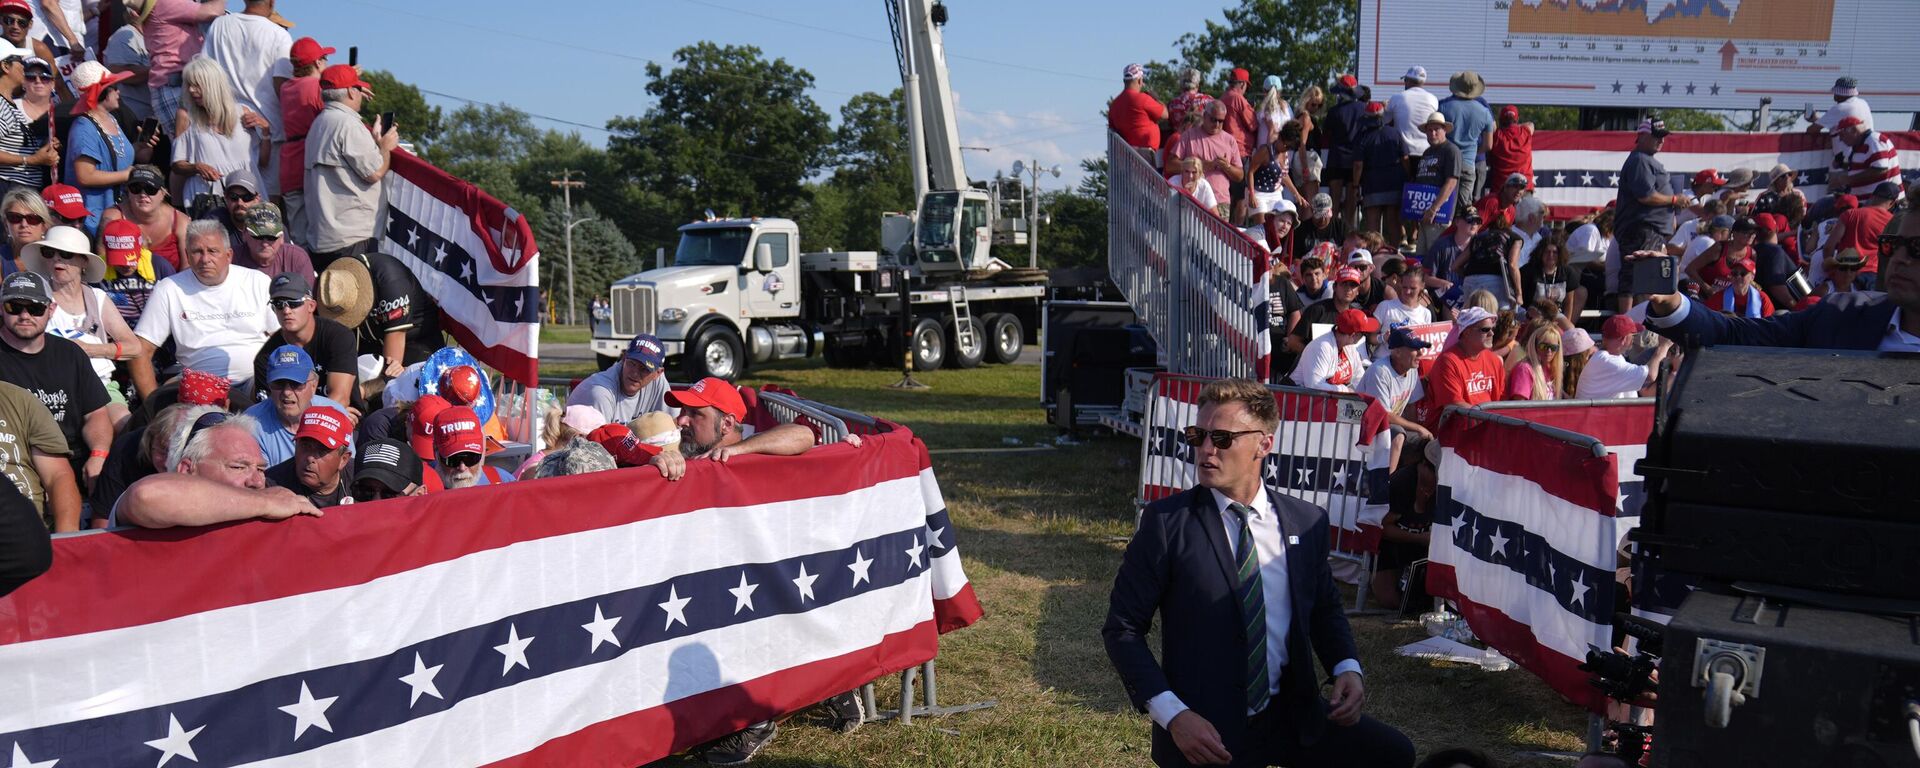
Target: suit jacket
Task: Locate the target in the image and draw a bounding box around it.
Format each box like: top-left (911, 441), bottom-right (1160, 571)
top-left (1652, 290), bottom-right (1897, 350)
top-left (1102, 485), bottom-right (1358, 766)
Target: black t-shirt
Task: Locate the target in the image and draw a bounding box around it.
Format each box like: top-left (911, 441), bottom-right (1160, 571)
top-left (0, 474), bottom-right (47, 597)
top-left (1462, 229), bottom-right (1517, 277)
top-left (1290, 298), bottom-right (1348, 348)
top-left (1752, 242), bottom-right (1795, 289)
top-left (1413, 142), bottom-right (1463, 189)
top-left (252, 317), bottom-right (360, 398)
top-left (1293, 216), bottom-right (1347, 258)
top-left (1520, 260), bottom-right (1579, 308)
top-left (0, 336), bottom-right (110, 463)
top-left (90, 425), bottom-right (155, 520)
top-left (357, 253), bottom-right (443, 365)
top-left (354, 405), bottom-right (407, 449)
top-left (266, 459), bottom-right (355, 508)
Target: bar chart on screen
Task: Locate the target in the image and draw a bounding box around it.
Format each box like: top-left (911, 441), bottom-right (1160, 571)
top-left (1508, 0), bottom-right (1836, 42)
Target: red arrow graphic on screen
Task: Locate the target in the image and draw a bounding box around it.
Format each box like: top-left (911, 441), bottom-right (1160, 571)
top-left (1719, 40), bottom-right (1738, 71)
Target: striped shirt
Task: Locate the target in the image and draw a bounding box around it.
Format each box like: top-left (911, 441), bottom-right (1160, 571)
top-left (0, 100), bottom-right (34, 187)
top-left (1842, 130), bottom-right (1902, 198)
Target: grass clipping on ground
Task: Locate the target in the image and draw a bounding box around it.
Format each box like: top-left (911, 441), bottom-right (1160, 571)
top-left (662, 360), bottom-right (1589, 767)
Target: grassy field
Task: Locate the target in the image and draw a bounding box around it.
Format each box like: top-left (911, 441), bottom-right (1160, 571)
top-left (644, 359), bottom-right (1590, 767)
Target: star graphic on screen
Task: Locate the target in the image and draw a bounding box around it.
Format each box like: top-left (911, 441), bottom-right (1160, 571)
top-left (1660, 82), bottom-right (1672, 95)
top-left (1610, 81), bottom-right (1623, 93)
top-left (583, 604), bottom-right (623, 652)
top-left (1685, 83), bottom-right (1697, 95)
top-left (1635, 82), bottom-right (1647, 94)
top-left (1709, 83), bottom-right (1722, 95)
top-left (279, 681), bottom-right (338, 740)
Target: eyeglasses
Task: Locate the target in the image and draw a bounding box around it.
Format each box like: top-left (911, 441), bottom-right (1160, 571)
top-left (1179, 426), bottom-right (1265, 449)
top-left (0, 17), bottom-right (29, 29)
top-left (23, 73), bottom-right (50, 83)
top-left (441, 452), bottom-right (483, 468)
top-left (184, 411), bottom-right (230, 447)
top-left (227, 189), bottom-right (258, 203)
top-left (126, 183), bottom-right (162, 197)
top-left (1474, 326), bottom-right (1496, 335)
top-left (3, 299), bottom-right (46, 316)
top-left (269, 298), bottom-right (309, 311)
top-left (4, 211), bottom-right (41, 226)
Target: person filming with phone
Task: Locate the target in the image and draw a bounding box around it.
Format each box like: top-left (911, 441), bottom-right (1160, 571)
top-left (304, 63), bottom-right (396, 271)
top-left (1633, 202), bottom-right (1920, 351)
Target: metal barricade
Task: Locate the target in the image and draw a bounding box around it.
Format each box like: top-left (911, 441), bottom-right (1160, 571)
top-left (754, 390), bottom-right (852, 445)
top-left (1106, 131), bottom-right (1271, 381)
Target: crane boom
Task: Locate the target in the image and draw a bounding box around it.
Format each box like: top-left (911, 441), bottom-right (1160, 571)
top-left (889, 0), bottom-right (968, 195)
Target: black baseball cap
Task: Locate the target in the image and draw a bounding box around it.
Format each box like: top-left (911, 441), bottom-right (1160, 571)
top-left (270, 272), bottom-right (313, 302)
top-left (354, 439), bottom-right (423, 496)
top-left (0, 271), bottom-right (51, 304)
top-left (127, 165), bottom-right (166, 189)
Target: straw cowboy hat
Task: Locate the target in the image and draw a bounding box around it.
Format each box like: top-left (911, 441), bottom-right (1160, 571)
top-left (1449, 71), bottom-right (1486, 100)
top-left (22, 226), bottom-right (106, 283)
top-left (317, 257), bottom-right (375, 328)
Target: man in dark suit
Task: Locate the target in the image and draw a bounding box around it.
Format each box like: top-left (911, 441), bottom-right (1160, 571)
top-left (1636, 207), bottom-right (1920, 352)
top-left (1103, 378), bottom-right (1415, 767)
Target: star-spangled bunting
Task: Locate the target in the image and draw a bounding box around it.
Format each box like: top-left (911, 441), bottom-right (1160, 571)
top-left (729, 572), bottom-right (760, 615)
top-left (278, 682), bottom-right (337, 740)
top-left (144, 715), bottom-right (203, 767)
top-left (658, 585), bottom-right (692, 630)
top-left (583, 604), bottom-right (623, 652)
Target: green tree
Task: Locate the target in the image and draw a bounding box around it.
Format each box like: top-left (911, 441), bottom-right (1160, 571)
top-left (1038, 158), bottom-right (1111, 269)
top-left (534, 197), bottom-right (641, 324)
top-left (359, 69), bottom-right (442, 147)
top-left (1173, 1), bottom-right (1357, 97)
top-left (606, 43), bottom-right (835, 249)
top-left (823, 89), bottom-right (914, 251)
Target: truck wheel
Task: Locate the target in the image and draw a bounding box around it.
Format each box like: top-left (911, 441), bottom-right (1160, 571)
top-left (945, 316), bottom-right (984, 369)
top-left (595, 353), bottom-right (618, 370)
top-left (910, 318), bottom-right (945, 371)
top-left (983, 313), bottom-right (1024, 364)
top-left (686, 325), bottom-right (745, 381)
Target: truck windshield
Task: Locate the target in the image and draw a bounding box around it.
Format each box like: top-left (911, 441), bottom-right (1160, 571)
top-left (674, 228), bottom-right (751, 267)
top-left (917, 192), bottom-right (959, 249)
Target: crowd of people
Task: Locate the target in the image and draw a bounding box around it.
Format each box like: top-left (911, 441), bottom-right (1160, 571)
top-left (1109, 63), bottom-right (1908, 443)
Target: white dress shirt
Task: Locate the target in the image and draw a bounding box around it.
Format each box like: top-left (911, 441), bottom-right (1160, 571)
top-left (1146, 487), bottom-right (1362, 727)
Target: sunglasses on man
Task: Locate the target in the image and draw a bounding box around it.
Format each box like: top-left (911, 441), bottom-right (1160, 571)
top-left (441, 452), bottom-right (484, 469)
top-left (3, 299), bottom-right (46, 317)
top-left (227, 189), bottom-right (258, 203)
top-left (0, 17), bottom-right (28, 30)
top-left (269, 298), bottom-right (309, 311)
top-left (1178, 426), bottom-right (1265, 449)
top-left (1877, 233), bottom-right (1920, 259)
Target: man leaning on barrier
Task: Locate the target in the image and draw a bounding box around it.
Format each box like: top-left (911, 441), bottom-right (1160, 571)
top-left (1104, 377), bottom-right (1415, 768)
top-left (112, 410), bottom-right (323, 528)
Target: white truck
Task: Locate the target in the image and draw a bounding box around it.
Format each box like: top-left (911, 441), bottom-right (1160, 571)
top-left (591, 215), bottom-right (1044, 380)
top-left (591, 0), bottom-right (1054, 380)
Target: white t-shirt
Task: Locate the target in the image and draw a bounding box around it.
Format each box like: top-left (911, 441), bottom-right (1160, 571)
top-left (565, 364), bottom-right (678, 425)
top-left (1513, 228), bottom-right (1544, 270)
top-left (203, 14), bottom-right (293, 140)
top-left (176, 120), bottom-right (261, 203)
top-left (1577, 350), bottom-right (1647, 400)
top-left (1567, 222), bottom-right (1609, 265)
top-left (1372, 299), bottom-right (1431, 332)
top-left (104, 25), bottom-right (152, 121)
top-left (46, 285), bottom-right (117, 381)
top-left (28, 0), bottom-right (83, 53)
top-left (1385, 86), bottom-right (1438, 154)
top-left (1356, 360), bottom-right (1422, 417)
top-left (1290, 332), bottom-right (1365, 393)
top-left (134, 267), bottom-right (276, 383)
top-left (1169, 174), bottom-right (1218, 209)
top-left (1680, 234), bottom-right (1718, 264)
top-left (1815, 96), bottom-right (1873, 134)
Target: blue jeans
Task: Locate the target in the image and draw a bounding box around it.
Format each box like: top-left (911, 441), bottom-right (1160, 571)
top-left (1855, 271), bottom-right (1878, 291)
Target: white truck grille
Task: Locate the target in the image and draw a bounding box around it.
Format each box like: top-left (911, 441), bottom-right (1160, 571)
top-left (611, 285), bottom-right (656, 338)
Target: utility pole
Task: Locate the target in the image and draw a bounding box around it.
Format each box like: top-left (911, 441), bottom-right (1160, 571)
top-left (550, 171), bottom-right (587, 325)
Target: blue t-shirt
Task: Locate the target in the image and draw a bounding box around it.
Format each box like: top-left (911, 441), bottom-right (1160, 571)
top-left (1358, 125), bottom-right (1409, 197)
top-left (244, 396), bottom-right (352, 467)
top-left (1436, 97), bottom-right (1494, 165)
top-left (65, 116), bottom-right (134, 236)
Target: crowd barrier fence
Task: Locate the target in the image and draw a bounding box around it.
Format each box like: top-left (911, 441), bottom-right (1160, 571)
top-left (1106, 131), bottom-right (1271, 382)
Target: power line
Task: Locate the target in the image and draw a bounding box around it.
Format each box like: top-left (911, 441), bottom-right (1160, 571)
top-left (414, 88), bottom-right (614, 134)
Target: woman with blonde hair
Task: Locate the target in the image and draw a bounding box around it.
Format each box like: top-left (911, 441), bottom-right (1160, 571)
top-left (0, 187), bottom-right (49, 275)
top-left (1506, 324), bottom-right (1564, 401)
top-left (171, 56), bottom-right (269, 211)
top-left (1255, 75), bottom-right (1293, 147)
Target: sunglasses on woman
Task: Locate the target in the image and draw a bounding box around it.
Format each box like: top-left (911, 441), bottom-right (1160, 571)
top-left (126, 183), bottom-right (162, 197)
top-left (1179, 426), bottom-right (1264, 449)
top-left (1536, 342), bottom-right (1560, 353)
top-left (46, 249), bottom-right (87, 262)
top-left (23, 73), bottom-right (51, 83)
top-left (3, 211), bottom-right (41, 226)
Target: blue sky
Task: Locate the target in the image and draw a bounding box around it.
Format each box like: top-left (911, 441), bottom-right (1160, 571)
top-left (289, 0), bottom-right (1186, 189)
